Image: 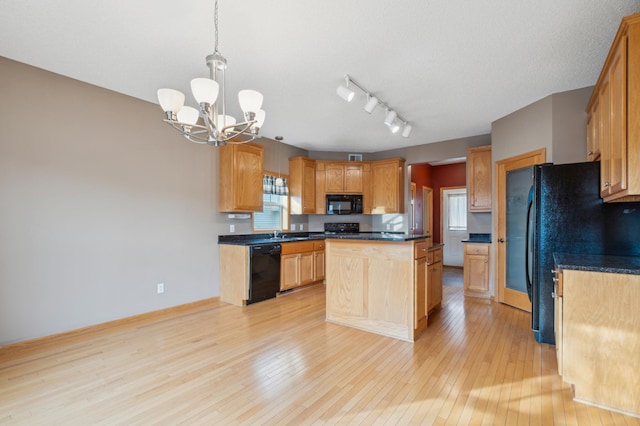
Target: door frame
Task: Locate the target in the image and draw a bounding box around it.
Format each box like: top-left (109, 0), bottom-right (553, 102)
top-left (423, 186), bottom-right (433, 238)
top-left (495, 148), bottom-right (546, 311)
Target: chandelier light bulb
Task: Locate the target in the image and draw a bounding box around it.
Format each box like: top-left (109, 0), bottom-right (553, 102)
top-left (191, 78), bottom-right (219, 105)
top-left (252, 109), bottom-right (266, 130)
top-left (217, 114), bottom-right (237, 131)
top-left (177, 106), bottom-right (199, 125)
top-left (238, 90), bottom-right (264, 114)
top-left (157, 89), bottom-right (185, 113)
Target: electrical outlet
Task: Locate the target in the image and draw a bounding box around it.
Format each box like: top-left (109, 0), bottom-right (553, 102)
top-left (291, 224), bottom-right (296, 231)
top-left (300, 224), bottom-right (304, 230)
top-left (230, 224), bottom-right (235, 233)
top-left (386, 223), bottom-right (391, 230)
top-left (157, 283), bottom-right (165, 294)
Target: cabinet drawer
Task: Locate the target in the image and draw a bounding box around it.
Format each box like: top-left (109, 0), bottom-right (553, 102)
top-left (465, 243), bottom-right (489, 255)
top-left (281, 241), bottom-right (315, 255)
top-left (414, 240), bottom-right (430, 259)
top-left (431, 247), bottom-right (443, 263)
top-left (313, 240), bottom-right (325, 251)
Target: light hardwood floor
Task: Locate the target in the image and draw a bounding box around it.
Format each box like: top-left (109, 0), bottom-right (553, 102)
top-left (1, 284), bottom-right (638, 425)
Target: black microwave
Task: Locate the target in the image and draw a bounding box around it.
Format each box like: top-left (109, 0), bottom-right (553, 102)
top-left (326, 194), bottom-right (363, 215)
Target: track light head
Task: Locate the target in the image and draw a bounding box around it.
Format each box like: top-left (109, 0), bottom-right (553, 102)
top-left (402, 124), bottom-right (412, 138)
top-left (384, 109), bottom-right (397, 126)
top-left (364, 95), bottom-right (378, 113)
top-left (337, 85), bottom-right (355, 102)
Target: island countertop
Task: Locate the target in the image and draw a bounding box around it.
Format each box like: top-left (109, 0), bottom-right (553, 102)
top-left (554, 253), bottom-right (640, 275)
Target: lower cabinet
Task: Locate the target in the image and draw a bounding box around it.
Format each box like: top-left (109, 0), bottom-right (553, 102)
top-left (463, 243), bottom-right (490, 298)
top-left (281, 240), bottom-right (325, 291)
top-left (414, 242), bottom-right (443, 336)
top-left (555, 268), bottom-right (640, 416)
top-left (427, 247), bottom-right (443, 312)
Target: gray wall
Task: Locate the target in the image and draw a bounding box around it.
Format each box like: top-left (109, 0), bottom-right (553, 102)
top-left (1, 58), bottom-right (219, 344)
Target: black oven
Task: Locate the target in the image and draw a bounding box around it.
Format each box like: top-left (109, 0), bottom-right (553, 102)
top-left (326, 194), bottom-right (363, 215)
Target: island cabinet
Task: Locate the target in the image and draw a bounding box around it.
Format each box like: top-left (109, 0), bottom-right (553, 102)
top-left (371, 158), bottom-right (405, 214)
top-left (467, 145), bottom-right (492, 212)
top-left (280, 240), bottom-right (325, 291)
top-left (289, 157), bottom-right (316, 214)
top-left (554, 267), bottom-right (640, 416)
top-left (427, 245), bottom-right (443, 312)
top-left (587, 13), bottom-right (640, 202)
top-left (463, 243), bottom-right (491, 298)
top-left (218, 142), bottom-right (264, 212)
top-left (326, 238), bottom-right (435, 342)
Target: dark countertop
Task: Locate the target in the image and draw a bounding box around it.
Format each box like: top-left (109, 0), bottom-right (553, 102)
top-left (218, 232), bottom-right (431, 246)
top-left (461, 233), bottom-right (492, 243)
top-left (554, 253), bottom-right (640, 275)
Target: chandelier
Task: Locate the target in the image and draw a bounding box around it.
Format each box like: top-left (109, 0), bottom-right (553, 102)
top-left (156, 0), bottom-right (265, 146)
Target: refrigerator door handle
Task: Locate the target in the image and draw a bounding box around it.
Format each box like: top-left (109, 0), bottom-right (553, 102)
top-left (525, 186), bottom-right (534, 302)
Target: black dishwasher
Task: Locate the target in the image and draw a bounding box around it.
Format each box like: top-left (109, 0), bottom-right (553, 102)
top-left (247, 243), bottom-right (281, 304)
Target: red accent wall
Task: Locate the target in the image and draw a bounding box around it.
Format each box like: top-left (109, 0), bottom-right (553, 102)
top-left (411, 162), bottom-right (466, 243)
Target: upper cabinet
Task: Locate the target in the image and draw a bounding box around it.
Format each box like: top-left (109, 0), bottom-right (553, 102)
top-left (289, 157), bottom-right (316, 214)
top-left (322, 161), bottom-right (364, 193)
top-left (218, 142), bottom-right (264, 212)
top-left (371, 158), bottom-right (405, 214)
top-left (587, 13), bottom-right (640, 202)
top-left (467, 145), bottom-right (492, 212)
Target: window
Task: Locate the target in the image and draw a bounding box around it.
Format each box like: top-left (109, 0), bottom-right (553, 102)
top-left (253, 173), bottom-right (289, 233)
top-left (447, 193), bottom-right (467, 230)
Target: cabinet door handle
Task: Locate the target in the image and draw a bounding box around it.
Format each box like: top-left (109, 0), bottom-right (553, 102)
top-left (604, 181), bottom-right (610, 187)
top-left (498, 238), bottom-right (505, 243)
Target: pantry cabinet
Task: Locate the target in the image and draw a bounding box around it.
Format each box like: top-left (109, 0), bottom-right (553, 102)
top-left (587, 13), bottom-right (640, 202)
top-left (467, 145), bottom-right (492, 212)
top-left (427, 246), bottom-right (443, 312)
top-left (218, 142), bottom-right (264, 212)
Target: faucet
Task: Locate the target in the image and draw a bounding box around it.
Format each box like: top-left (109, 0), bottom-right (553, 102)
top-left (273, 230), bottom-right (280, 239)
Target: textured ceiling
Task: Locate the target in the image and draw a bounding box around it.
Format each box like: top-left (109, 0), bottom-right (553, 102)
top-left (1, 0), bottom-right (639, 152)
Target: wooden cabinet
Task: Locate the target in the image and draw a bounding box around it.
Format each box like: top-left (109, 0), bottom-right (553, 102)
top-left (587, 13), bottom-right (640, 202)
top-left (467, 145), bottom-right (492, 212)
top-left (463, 243), bottom-right (490, 298)
top-left (553, 268), bottom-right (563, 375)
top-left (218, 142), bottom-right (264, 212)
top-left (555, 268), bottom-right (640, 416)
top-left (289, 157), bottom-right (316, 214)
top-left (427, 246), bottom-right (443, 312)
top-left (219, 244), bottom-right (250, 306)
top-left (324, 162), bottom-right (364, 193)
top-left (413, 240), bottom-right (430, 332)
top-left (313, 240), bottom-right (325, 282)
top-left (586, 99), bottom-right (601, 161)
top-left (280, 240), bottom-right (324, 290)
top-left (371, 158), bottom-right (405, 214)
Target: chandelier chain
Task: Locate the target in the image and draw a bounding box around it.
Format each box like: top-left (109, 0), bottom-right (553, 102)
top-left (214, 0), bottom-right (219, 53)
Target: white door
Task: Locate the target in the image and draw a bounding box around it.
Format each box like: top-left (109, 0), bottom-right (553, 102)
top-left (442, 187), bottom-right (467, 267)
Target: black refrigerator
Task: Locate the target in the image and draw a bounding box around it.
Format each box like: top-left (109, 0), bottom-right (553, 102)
top-left (526, 161), bottom-right (640, 345)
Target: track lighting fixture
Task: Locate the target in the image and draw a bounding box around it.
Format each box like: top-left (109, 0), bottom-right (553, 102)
top-left (364, 94), bottom-right (379, 114)
top-left (336, 76), bottom-right (355, 102)
top-left (336, 74), bottom-right (412, 138)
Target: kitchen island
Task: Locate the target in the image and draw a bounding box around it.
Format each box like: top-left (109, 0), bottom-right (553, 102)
top-left (324, 235), bottom-right (441, 342)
